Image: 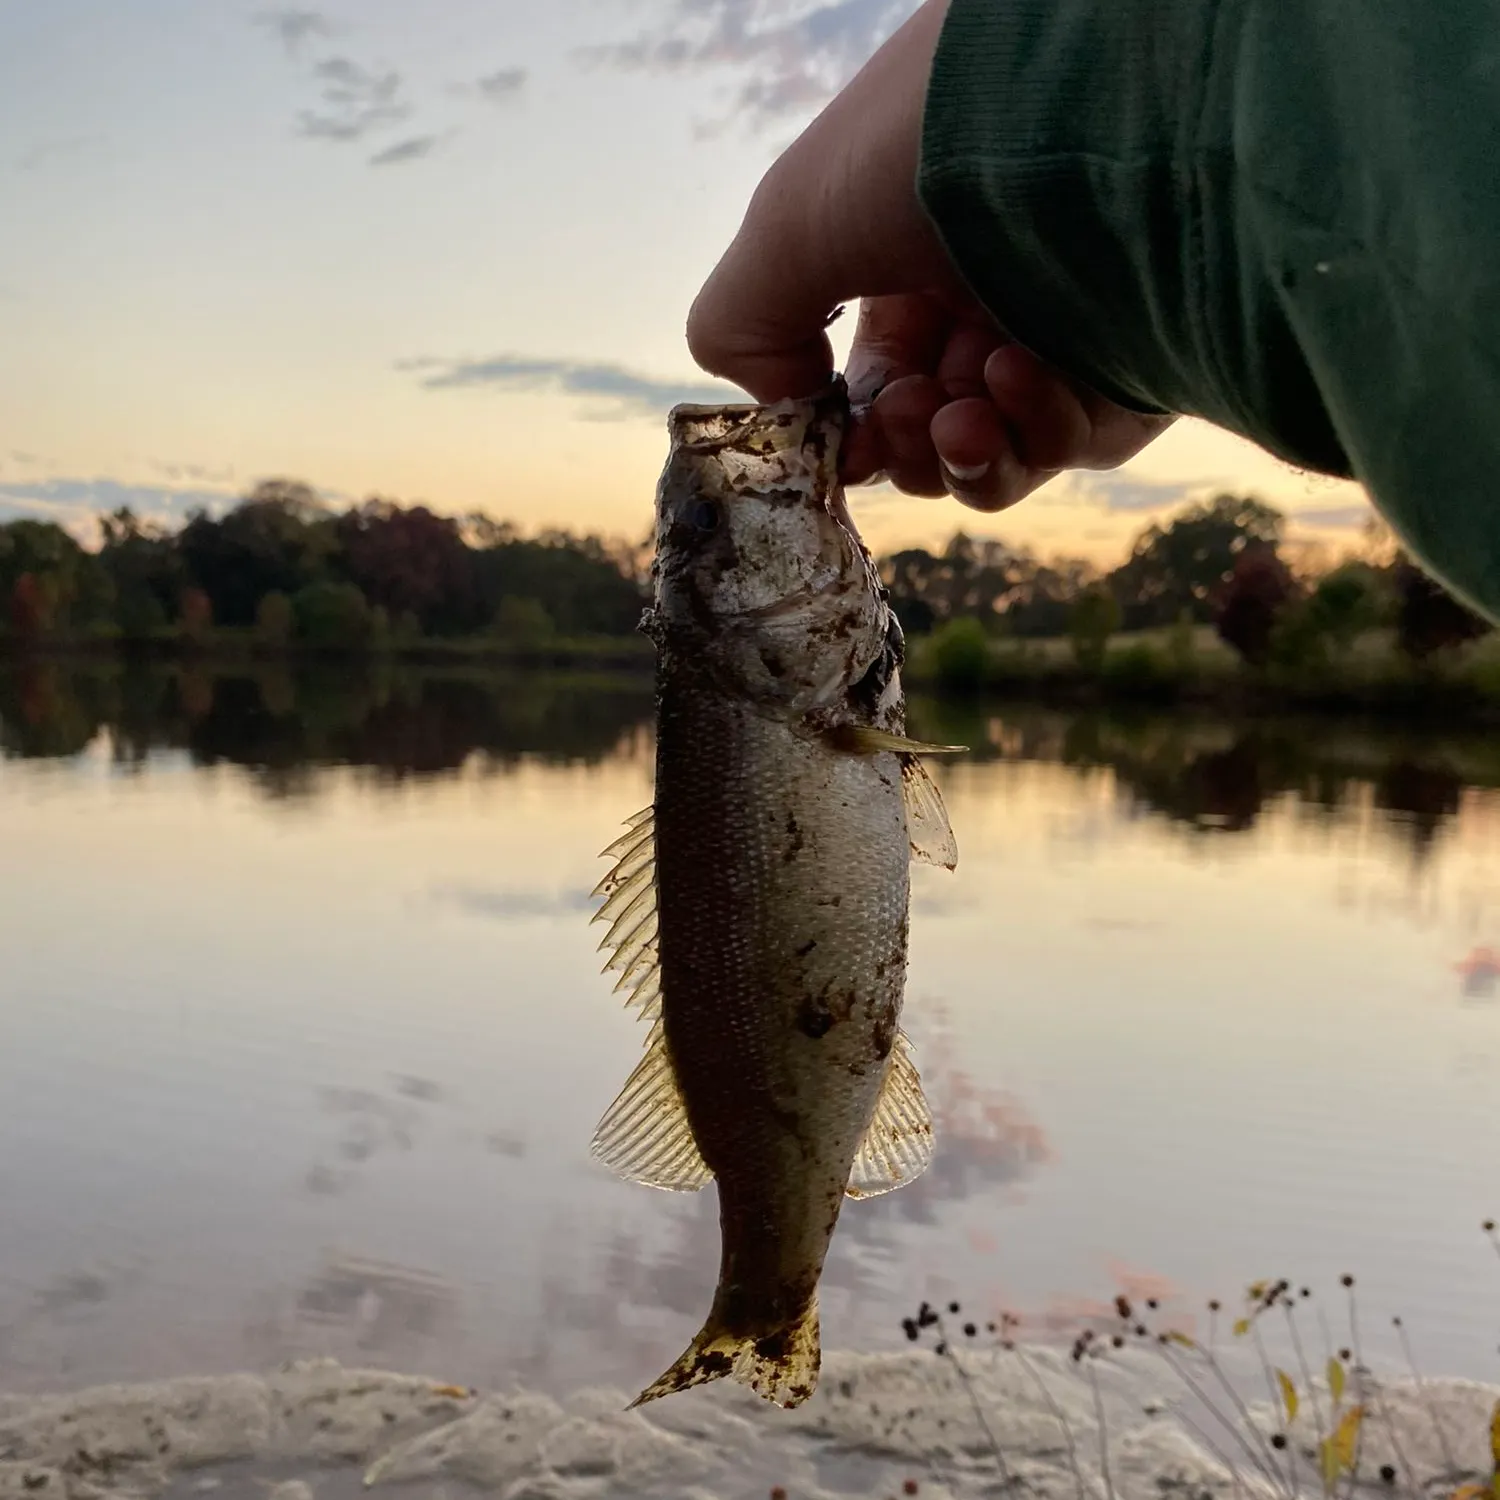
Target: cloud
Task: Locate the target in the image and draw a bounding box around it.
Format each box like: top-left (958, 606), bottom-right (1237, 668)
top-left (148, 459), bottom-right (237, 485)
top-left (0, 478), bottom-right (238, 531)
top-left (1291, 503), bottom-right (1372, 531)
top-left (254, 8), bottom-right (331, 56)
top-left (476, 67), bottom-right (527, 103)
top-left (369, 134), bottom-right (441, 167)
top-left (1058, 473), bottom-right (1201, 514)
top-left (15, 136), bottom-right (94, 172)
top-left (297, 57), bottom-right (410, 141)
top-left (582, 0), bottom-right (917, 130)
top-left (399, 354), bottom-right (740, 416)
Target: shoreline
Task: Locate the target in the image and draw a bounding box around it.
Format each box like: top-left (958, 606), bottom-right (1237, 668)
top-left (6, 637), bottom-right (1500, 729)
top-left (1, 1349), bottom-right (1494, 1500)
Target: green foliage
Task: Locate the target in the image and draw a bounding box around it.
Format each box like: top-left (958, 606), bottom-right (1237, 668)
top-left (1100, 642), bottom-right (1176, 698)
top-left (292, 580), bottom-right (372, 649)
top-left (255, 590), bottom-right (294, 646)
top-left (1111, 493), bottom-right (1286, 629)
top-left (1067, 588), bottom-right (1121, 673)
top-left (492, 595), bottom-right (555, 642)
top-left (927, 616), bottom-right (991, 693)
top-left (1306, 562), bottom-right (1387, 648)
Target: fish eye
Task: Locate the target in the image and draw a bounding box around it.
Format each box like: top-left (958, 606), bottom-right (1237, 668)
top-left (687, 499), bottom-right (720, 532)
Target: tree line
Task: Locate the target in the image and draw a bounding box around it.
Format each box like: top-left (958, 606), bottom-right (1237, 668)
top-left (0, 480), bottom-right (1487, 661)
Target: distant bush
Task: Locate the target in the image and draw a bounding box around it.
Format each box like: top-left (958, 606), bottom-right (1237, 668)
top-left (493, 595), bottom-right (555, 642)
top-left (1067, 588), bottom-right (1121, 673)
top-left (928, 617), bottom-right (991, 693)
top-left (1100, 642), bottom-right (1176, 698)
top-left (256, 590), bottom-right (294, 646)
top-left (292, 581), bottom-right (372, 649)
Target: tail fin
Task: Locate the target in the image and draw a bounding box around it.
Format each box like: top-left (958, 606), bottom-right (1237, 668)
top-left (628, 1297), bottom-right (821, 1410)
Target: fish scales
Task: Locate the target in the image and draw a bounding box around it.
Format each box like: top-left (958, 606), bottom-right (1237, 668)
top-left (588, 382), bottom-right (960, 1410)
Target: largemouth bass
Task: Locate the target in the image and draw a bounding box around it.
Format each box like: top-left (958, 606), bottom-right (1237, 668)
top-left (589, 383), bottom-right (960, 1410)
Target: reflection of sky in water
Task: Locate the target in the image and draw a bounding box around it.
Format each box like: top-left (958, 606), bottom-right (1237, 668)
top-left (1, 686), bottom-right (1499, 1398)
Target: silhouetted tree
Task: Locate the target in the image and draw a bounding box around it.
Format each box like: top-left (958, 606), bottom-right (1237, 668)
top-left (1393, 558), bottom-right (1491, 660)
top-left (1216, 544), bottom-right (1299, 665)
top-left (1109, 493), bottom-right (1285, 629)
top-left (335, 500), bottom-right (479, 635)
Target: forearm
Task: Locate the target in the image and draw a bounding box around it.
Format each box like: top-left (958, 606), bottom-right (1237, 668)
top-left (918, 0), bottom-right (1500, 620)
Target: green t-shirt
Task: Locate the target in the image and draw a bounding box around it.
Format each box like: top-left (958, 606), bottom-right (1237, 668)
top-left (918, 0), bottom-right (1500, 621)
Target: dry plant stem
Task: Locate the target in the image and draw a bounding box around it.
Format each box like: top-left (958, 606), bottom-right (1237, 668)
top-left (1164, 1402), bottom-right (1249, 1500)
top-left (1251, 1319), bottom-right (1298, 1494)
top-left (1007, 1343), bottom-right (1088, 1500)
top-left (1283, 1303), bottom-right (1330, 1445)
top-left (1087, 1358), bottom-right (1117, 1500)
top-left (1394, 1320), bottom-right (1458, 1475)
top-left (936, 1317), bottom-right (1017, 1490)
top-left (1156, 1344), bottom-right (1287, 1495)
top-left (1347, 1286), bottom-right (1416, 1497)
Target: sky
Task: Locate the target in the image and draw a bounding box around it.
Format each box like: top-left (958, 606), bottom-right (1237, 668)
top-left (0, 0), bottom-right (1371, 563)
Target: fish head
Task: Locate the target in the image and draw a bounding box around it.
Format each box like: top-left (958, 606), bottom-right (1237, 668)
top-left (650, 388), bottom-right (896, 713)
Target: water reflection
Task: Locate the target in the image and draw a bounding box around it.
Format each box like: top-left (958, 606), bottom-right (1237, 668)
top-left (0, 659), bottom-right (652, 786)
top-left (2, 662), bottom-right (1499, 1396)
top-left (5, 662), bottom-right (1500, 860)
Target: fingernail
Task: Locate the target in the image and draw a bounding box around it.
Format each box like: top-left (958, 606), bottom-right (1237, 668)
top-left (943, 461), bottom-right (992, 483)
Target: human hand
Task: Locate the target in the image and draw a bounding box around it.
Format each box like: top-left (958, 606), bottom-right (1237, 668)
top-left (685, 0), bottom-right (1172, 511)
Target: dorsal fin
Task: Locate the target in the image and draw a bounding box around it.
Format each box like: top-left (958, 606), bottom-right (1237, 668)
top-left (845, 1031), bottom-right (934, 1198)
top-left (590, 808), bottom-right (707, 1190)
top-left (593, 807), bottom-right (661, 1018)
top-left (900, 754), bottom-right (958, 870)
top-left (591, 1019), bottom-right (713, 1191)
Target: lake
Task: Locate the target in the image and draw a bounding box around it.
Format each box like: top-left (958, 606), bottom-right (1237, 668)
top-left (1, 659), bottom-right (1498, 1401)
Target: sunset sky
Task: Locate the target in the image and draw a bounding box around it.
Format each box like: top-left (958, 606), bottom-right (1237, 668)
top-left (0, 0), bottom-right (1371, 564)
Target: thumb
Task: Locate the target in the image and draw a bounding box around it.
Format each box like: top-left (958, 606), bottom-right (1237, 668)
top-left (685, 185), bottom-right (842, 403)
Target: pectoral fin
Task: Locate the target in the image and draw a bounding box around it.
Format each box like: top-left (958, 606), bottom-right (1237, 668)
top-left (845, 1031), bottom-right (934, 1198)
top-left (900, 753), bottom-right (958, 870)
top-left (824, 725), bottom-right (968, 756)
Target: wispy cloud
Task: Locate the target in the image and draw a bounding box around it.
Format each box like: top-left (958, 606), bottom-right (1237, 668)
top-left (297, 56), bottom-right (410, 141)
top-left (254, 8), bottom-right (331, 57)
top-left (15, 136), bottom-right (95, 172)
top-left (583, 0), bottom-right (917, 131)
top-left (369, 134), bottom-right (441, 167)
top-left (399, 354), bottom-right (739, 417)
top-left (1054, 473), bottom-right (1202, 514)
top-left (0, 478), bottom-right (238, 529)
top-left (476, 67), bottom-right (527, 103)
top-left (148, 459), bottom-right (237, 485)
top-left (1292, 503), bottom-right (1372, 531)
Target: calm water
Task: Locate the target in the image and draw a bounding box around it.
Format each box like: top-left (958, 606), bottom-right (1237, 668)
top-left (1, 660), bottom-right (1498, 1398)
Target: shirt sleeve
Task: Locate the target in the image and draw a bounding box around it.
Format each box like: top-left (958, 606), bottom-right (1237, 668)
top-left (917, 0), bottom-right (1500, 622)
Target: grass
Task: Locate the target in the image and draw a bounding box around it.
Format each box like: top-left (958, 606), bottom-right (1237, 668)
top-left (904, 623), bottom-right (1500, 724)
top-left (894, 1224), bottom-right (1500, 1500)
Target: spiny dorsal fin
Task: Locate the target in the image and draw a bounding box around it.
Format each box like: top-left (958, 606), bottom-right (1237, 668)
top-left (900, 754), bottom-right (958, 870)
top-left (591, 1019), bottom-right (713, 1192)
top-left (593, 806), bottom-right (661, 1019)
top-left (845, 1031), bottom-right (934, 1198)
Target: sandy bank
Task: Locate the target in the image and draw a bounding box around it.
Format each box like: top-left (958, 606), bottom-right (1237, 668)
top-left (0, 1349), bottom-right (1493, 1500)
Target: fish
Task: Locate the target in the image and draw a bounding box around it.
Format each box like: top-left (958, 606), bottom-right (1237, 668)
top-left (588, 380), bottom-right (961, 1410)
